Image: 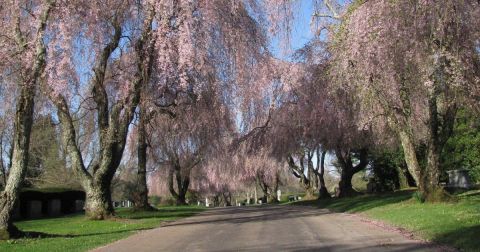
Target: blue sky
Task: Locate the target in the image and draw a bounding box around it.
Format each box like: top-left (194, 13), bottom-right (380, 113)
top-left (269, 1), bottom-right (315, 59)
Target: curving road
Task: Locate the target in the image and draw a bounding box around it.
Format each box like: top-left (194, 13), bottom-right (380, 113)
top-left (93, 205), bottom-right (438, 252)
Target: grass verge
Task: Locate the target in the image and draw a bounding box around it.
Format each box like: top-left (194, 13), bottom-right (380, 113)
top-left (292, 189), bottom-right (480, 251)
top-left (0, 205), bottom-right (205, 252)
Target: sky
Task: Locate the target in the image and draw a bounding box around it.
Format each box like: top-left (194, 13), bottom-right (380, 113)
top-left (269, 1), bottom-right (316, 60)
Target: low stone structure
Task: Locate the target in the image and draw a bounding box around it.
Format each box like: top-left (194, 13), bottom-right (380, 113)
top-left (27, 200), bottom-right (43, 219)
top-left (16, 189), bottom-right (86, 220)
top-left (47, 199), bottom-right (62, 217)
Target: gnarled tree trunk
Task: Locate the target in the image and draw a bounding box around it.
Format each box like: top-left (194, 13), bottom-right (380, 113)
top-left (84, 179), bottom-right (114, 220)
top-left (335, 149), bottom-right (368, 198)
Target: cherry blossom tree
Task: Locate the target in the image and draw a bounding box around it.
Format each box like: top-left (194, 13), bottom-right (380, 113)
top-left (0, 0), bottom-right (54, 238)
top-left (43, 0), bottom-right (156, 219)
top-left (329, 0), bottom-right (480, 201)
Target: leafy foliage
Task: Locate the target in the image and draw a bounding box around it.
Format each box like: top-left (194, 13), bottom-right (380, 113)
top-left (442, 109), bottom-right (480, 182)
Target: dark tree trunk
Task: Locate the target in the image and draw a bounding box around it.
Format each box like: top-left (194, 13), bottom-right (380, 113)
top-left (167, 159), bottom-right (190, 206)
top-left (335, 149), bottom-right (368, 198)
top-left (257, 177), bottom-right (269, 203)
top-left (134, 106), bottom-right (153, 211)
top-left (317, 150), bottom-right (331, 199)
top-left (222, 191), bottom-right (232, 206)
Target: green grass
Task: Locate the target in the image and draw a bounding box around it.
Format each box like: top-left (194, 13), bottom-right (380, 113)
top-left (293, 189), bottom-right (480, 251)
top-left (0, 206), bottom-right (205, 252)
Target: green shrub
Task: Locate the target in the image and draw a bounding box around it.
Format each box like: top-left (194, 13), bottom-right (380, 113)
top-left (413, 191), bottom-right (425, 203)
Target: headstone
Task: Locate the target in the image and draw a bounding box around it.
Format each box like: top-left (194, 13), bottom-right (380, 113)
top-left (47, 199), bottom-right (62, 216)
top-left (277, 190), bottom-right (281, 201)
top-left (447, 169), bottom-right (474, 189)
top-left (75, 200), bottom-right (85, 212)
top-left (205, 197), bottom-right (209, 207)
top-left (27, 200), bottom-right (43, 219)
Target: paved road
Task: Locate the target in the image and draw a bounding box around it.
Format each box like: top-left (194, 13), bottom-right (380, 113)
top-left (93, 205), bottom-right (438, 252)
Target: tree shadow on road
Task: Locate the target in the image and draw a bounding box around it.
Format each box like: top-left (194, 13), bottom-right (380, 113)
top-left (292, 190), bottom-right (414, 213)
top-left (159, 205), bottom-right (334, 227)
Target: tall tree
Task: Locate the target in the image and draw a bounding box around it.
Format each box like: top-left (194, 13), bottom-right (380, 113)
top-left (46, 1), bottom-right (156, 219)
top-left (0, 0), bottom-right (54, 239)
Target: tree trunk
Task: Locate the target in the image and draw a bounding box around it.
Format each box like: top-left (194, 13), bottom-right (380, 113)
top-left (396, 166), bottom-right (410, 189)
top-left (258, 180), bottom-right (269, 203)
top-left (222, 192), bottom-right (232, 206)
top-left (335, 149), bottom-right (368, 198)
top-left (421, 89), bottom-right (455, 202)
top-left (176, 194), bottom-right (187, 206)
top-left (0, 88), bottom-right (35, 239)
top-left (337, 171), bottom-right (356, 198)
top-left (317, 150), bottom-right (331, 199)
top-left (268, 173), bottom-right (280, 203)
top-left (167, 164), bottom-right (189, 206)
top-left (134, 107), bottom-right (153, 211)
top-left (398, 129), bottom-right (421, 187)
top-left (84, 182), bottom-right (114, 220)
top-left (287, 154), bottom-right (315, 199)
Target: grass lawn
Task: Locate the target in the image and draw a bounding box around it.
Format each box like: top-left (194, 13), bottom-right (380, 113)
top-left (0, 206), bottom-right (205, 252)
top-left (292, 189), bottom-right (480, 251)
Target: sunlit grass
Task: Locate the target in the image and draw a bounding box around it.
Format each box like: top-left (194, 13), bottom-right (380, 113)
top-left (0, 206), bottom-right (205, 252)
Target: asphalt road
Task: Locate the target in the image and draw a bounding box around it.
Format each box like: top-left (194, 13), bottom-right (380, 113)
top-left (93, 205), bottom-right (439, 252)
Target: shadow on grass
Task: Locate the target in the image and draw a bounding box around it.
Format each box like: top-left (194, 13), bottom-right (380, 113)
top-left (433, 225), bottom-right (480, 251)
top-left (292, 190), bottom-right (414, 213)
top-left (19, 228), bottom-right (153, 240)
